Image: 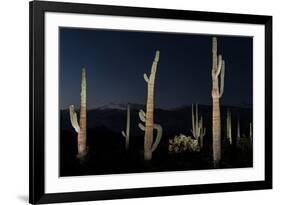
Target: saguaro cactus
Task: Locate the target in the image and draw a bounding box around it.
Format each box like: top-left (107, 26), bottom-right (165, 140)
top-left (243, 123), bottom-right (253, 142)
top-left (226, 109), bottom-right (232, 144)
top-left (191, 104), bottom-right (206, 149)
top-left (121, 104), bottom-right (131, 150)
top-left (138, 50), bottom-right (163, 161)
top-left (69, 66), bottom-right (88, 160)
top-left (249, 123), bottom-right (253, 141)
top-left (211, 37), bottom-right (225, 168)
top-left (236, 119), bottom-right (240, 146)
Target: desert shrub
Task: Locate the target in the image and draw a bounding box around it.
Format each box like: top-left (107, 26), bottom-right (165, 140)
top-left (168, 134), bottom-right (200, 153)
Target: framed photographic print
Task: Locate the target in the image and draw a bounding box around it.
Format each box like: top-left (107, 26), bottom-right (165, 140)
top-left (29, 0), bottom-right (272, 204)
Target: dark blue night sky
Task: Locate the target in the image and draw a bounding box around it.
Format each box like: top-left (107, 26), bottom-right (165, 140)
top-left (59, 27), bottom-right (253, 110)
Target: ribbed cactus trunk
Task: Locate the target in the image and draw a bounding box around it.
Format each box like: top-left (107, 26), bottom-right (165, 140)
top-left (211, 37), bottom-right (225, 168)
top-left (212, 97), bottom-right (221, 167)
top-left (69, 66), bottom-right (88, 161)
top-left (138, 50), bottom-right (162, 161)
top-left (144, 51), bottom-right (158, 160)
top-left (77, 66), bottom-right (87, 159)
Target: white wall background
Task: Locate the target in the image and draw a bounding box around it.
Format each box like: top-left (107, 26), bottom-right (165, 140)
top-left (0, 0), bottom-right (279, 204)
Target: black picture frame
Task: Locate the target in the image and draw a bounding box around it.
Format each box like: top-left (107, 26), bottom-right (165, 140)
top-left (29, 0), bottom-right (272, 204)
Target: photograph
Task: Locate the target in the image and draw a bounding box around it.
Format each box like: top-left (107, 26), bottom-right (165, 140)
top-left (59, 27), bottom-right (253, 177)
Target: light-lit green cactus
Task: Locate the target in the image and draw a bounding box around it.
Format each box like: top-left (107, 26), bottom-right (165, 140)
top-left (242, 123), bottom-right (253, 139)
top-left (226, 109), bottom-right (232, 144)
top-left (69, 66), bottom-right (88, 160)
top-left (211, 37), bottom-right (225, 168)
top-left (191, 104), bottom-right (206, 149)
top-left (239, 122), bottom-right (253, 150)
top-left (138, 50), bottom-right (162, 160)
top-left (236, 119), bottom-right (240, 147)
top-left (249, 123), bottom-right (252, 141)
top-left (121, 104), bottom-right (130, 150)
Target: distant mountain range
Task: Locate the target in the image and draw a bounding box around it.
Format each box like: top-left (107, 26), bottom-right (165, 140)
top-left (95, 103), bottom-right (143, 111)
top-left (60, 104), bottom-right (252, 138)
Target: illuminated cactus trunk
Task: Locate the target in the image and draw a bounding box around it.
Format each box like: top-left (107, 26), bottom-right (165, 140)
top-left (236, 119), bottom-right (240, 147)
top-left (138, 50), bottom-right (162, 161)
top-left (226, 109), bottom-right (232, 144)
top-left (69, 66), bottom-right (87, 160)
top-left (121, 104), bottom-right (130, 150)
top-left (249, 122), bottom-right (253, 141)
top-left (211, 37), bottom-right (225, 168)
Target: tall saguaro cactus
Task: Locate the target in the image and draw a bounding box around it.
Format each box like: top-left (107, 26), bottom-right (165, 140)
top-left (138, 50), bottom-right (163, 161)
top-left (191, 104), bottom-right (206, 149)
top-left (211, 37), bottom-right (225, 168)
top-left (121, 104), bottom-right (131, 150)
top-left (226, 109), bottom-right (232, 144)
top-left (69, 66), bottom-right (88, 160)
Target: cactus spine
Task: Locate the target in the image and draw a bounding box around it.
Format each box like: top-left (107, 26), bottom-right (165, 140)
top-left (191, 104), bottom-right (206, 149)
top-left (69, 66), bottom-right (88, 160)
top-left (121, 104), bottom-right (131, 150)
top-left (138, 50), bottom-right (163, 161)
top-left (226, 109), bottom-right (232, 144)
top-left (211, 37), bottom-right (225, 168)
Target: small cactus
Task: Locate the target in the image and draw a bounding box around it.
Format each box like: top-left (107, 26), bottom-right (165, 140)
top-left (190, 104), bottom-right (206, 149)
top-left (226, 109), bottom-right (232, 144)
top-left (121, 104), bottom-right (131, 150)
top-left (242, 123), bottom-right (253, 140)
top-left (238, 122), bottom-right (253, 150)
top-left (236, 119), bottom-right (241, 147)
top-left (249, 122), bottom-right (253, 141)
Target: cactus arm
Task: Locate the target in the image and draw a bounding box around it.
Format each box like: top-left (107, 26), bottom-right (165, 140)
top-left (139, 109), bottom-right (146, 117)
top-left (126, 104), bottom-right (130, 135)
top-left (121, 130), bottom-right (127, 137)
top-left (196, 104), bottom-right (199, 137)
top-left (200, 126), bottom-right (206, 149)
top-left (144, 73), bottom-right (149, 83)
top-left (154, 50), bottom-right (160, 62)
top-left (138, 123), bottom-right (145, 131)
top-left (199, 117), bottom-right (202, 138)
top-left (203, 127), bottom-right (206, 136)
top-left (219, 60), bottom-right (225, 97)
top-left (151, 124), bottom-right (163, 152)
top-left (191, 104), bottom-right (206, 142)
top-left (139, 109), bottom-right (146, 122)
top-left (237, 119), bottom-right (241, 144)
top-left (69, 105), bottom-right (80, 133)
top-left (191, 104), bottom-right (195, 137)
top-left (215, 55), bottom-right (223, 77)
